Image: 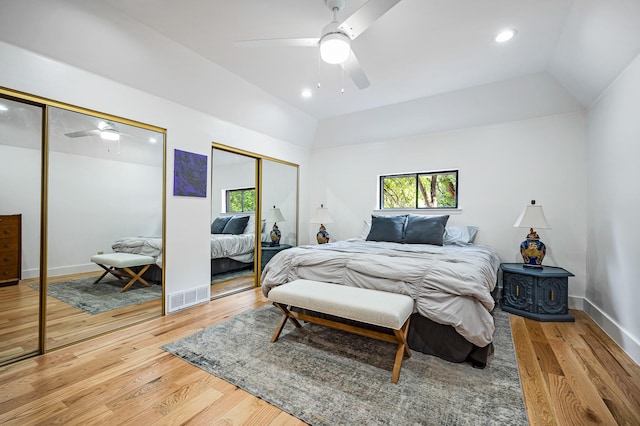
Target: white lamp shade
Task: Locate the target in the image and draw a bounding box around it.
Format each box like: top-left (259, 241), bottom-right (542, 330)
top-left (265, 207), bottom-right (285, 223)
top-left (311, 206), bottom-right (333, 224)
top-left (513, 205), bottom-right (550, 229)
top-left (320, 33), bottom-right (351, 64)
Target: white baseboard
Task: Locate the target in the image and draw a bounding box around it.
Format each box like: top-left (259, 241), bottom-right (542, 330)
top-left (22, 263), bottom-right (100, 279)
top-left (583, 298), bottom-right (640, 366)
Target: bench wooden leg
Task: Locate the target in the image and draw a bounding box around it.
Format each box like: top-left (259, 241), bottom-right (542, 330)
top-left (391, 316), bottom-right (412, 383)
top-left (120, 265), bottom-right (152, 292)
top-left (271, 303), bottom-right (302, 342)
top-left (93, 264), bottom-right (127, 284)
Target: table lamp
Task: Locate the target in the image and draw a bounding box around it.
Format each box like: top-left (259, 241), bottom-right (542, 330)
top-left (265, 206), bottom-right (285, 247)
top-left (513, 200), bottom-right (550, 268)
top-left (311, 204), bottom-right (333, 244)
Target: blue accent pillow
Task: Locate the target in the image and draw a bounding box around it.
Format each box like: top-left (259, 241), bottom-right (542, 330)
top-left (366, 215), bottom-right (407, 243)
top-left (222, 215), bottom-right (250, 235)
top-left (404, 214), bottom-right (450, 245)
top-left (211, 216), bottom-right (232, 234)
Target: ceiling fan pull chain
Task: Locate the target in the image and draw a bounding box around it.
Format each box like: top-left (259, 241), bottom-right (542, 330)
top-left (340, 67), bottom-right (345, 94)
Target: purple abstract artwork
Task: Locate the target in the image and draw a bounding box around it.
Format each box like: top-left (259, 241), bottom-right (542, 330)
top-left (173, 149), bottom-right (207, 197)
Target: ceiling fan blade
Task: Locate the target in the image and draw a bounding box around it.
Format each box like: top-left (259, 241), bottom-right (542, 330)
top-left (341, 51), bottom-right (370, 90)
top-left (338, 0), bottom-right (403, 40)
top-left (235, 37), bottom-right (319, 48)
top-left (64, 129), bottom-right (100, 138)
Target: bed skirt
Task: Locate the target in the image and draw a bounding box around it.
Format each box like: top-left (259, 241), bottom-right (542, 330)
top-left (211, 257), bottom-right (253, 277)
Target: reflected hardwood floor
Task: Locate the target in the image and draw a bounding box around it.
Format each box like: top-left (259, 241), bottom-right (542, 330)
top-left (210, 271), bottom-right (256, 299)
top-left (0, 272), bottom-right (162, 361)
top-left (0, 287), bottom-right (638, 425)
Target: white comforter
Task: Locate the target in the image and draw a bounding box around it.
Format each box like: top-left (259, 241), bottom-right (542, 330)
top-left (112, 234), bottom-right (256, 266)
top-left (261, 239), bottom-right (501, 347)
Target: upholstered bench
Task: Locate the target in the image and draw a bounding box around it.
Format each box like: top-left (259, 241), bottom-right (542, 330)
top-left (267, 279), bottom-right (414, 383)
top-left (90, 253), bottom-right (156, 292)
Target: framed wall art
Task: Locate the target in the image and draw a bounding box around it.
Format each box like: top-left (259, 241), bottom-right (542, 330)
top-left (173, 149), bottom-right (207, 197)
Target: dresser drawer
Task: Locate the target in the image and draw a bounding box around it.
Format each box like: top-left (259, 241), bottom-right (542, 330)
top-left (0, 237), bottom-right (19, 253)
top-left (0, 215), bottom-right (21, 286)
top-left (0, 251), bottom-right (18, 266)
top-left (0, 264), bottom-right (19, 281)
top-left (0, 223), bottom-right (19, 240)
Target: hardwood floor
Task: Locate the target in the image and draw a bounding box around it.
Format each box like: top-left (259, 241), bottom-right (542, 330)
top-left (0, 272), bottom-right (162, 362)
top-left (0, 286), bottom-right (638, 425)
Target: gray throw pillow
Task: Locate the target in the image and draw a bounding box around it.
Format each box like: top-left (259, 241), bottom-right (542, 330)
top-left (222, 215), bottom-right (250, 235)
top-left (404, 214), bottom-right (450, 245)
top-left (366, 215), bottom-right (407, 243)
top-left (211, 216), bottom-right (232, 234)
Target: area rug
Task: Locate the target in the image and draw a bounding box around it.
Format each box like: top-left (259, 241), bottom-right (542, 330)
top-left (31, 277), bottom-right (162, 315)
top-left (162, 305), bottom-right (528, 425)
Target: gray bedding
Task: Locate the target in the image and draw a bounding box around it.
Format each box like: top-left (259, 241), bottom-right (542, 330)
top-left (261, 239), bottom-right (501, 347)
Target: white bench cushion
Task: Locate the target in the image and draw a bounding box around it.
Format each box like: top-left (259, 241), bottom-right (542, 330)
top-left (91, 253), bottom-right (156, 268)
top-left (268, 279), bottom-right (414, 330)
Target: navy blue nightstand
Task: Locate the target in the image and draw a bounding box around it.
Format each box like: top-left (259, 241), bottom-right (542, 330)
top-left (500, 263), bottom-right (575, 322)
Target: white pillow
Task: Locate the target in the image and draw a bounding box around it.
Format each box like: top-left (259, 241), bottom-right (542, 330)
top-left (359, 219), bottom-right (371, 240)
top-left (242, 215), bottom-right (255, 234)
top-left (444, 226), bottom-right (478, 245)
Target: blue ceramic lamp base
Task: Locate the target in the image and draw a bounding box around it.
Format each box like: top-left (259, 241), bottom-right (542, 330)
top-left (520, 228), bottom-right (546, 268)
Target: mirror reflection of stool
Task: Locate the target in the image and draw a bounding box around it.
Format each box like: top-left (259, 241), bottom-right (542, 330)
top-left (90, 253), bottom-right (156, 292)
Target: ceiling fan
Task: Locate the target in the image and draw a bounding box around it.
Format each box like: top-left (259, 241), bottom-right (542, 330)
top-left (235, 0), bottom-right (403, 90)
top-left (64, 121), bottom-right (121, 141)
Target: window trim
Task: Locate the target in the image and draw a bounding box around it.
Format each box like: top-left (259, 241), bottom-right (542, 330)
top-left (379, 169), bottom-right (459, 210)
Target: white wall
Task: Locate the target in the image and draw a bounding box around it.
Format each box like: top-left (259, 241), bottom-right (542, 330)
top-left (0, 145), bottom-right (41, 275)
top-left (0, 41), bottom-right (312, 308)
top-left (47, 151), bottom-right (162, 277)
top-left (310, 112), bottom-right (588, 303)
top-left (586, 52), bottom-right (640, 364)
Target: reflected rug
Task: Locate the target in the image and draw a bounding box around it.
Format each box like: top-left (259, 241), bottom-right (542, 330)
top-left (162, 305), bottom-right (528, 425)
top-left (30, 277), bottom-right (162, 315)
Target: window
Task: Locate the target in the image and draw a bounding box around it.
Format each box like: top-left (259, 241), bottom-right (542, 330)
top-left (226, 187), bottom-right (255, 212)
top-left (380, 170), bottom-right (458, 209)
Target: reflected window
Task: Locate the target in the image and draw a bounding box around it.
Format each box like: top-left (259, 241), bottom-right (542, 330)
top-left (226, 187), bottom-right (255, 213)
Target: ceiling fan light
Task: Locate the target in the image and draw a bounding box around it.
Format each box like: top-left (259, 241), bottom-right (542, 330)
top-left (100, 128), bottom-right (120, 141)
top-left (495, 28), bottom-right (517, 43)
top-left (320, 33), bottom-right (351, 64)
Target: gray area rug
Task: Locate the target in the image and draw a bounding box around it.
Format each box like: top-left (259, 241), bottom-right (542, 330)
top-left (31, 276), bottom-right (162, 315)
top-left (162, 305), bottom-right (528, 425)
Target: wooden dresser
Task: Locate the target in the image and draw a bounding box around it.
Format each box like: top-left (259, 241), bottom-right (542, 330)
top-left (0, 214), bottom-right (21, 286)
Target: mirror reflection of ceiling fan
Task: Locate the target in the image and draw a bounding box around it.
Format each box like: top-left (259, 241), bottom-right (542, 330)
top-left (235, 0), bottom-right (403, 90)
top-left (64, 121), bottom-right (121, 141)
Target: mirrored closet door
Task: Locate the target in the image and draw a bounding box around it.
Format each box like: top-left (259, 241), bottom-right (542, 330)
top-left (210, 147), bottom-right (258, 298)
top-left (45, 106), bottom-right (165, 350)
top-left (260, 159), bottom-right (298, 272)
top-left (0, 95), bottom-right (43, 364)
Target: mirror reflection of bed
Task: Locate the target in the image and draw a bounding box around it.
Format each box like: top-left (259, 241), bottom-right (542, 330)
top-left (210, 148), bottom-right (257, 298)
top-left (209, 147), bottom-right (299, 299)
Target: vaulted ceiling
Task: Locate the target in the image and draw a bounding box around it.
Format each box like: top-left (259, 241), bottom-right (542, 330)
top-left (1, 0), bottom-right (640, 148)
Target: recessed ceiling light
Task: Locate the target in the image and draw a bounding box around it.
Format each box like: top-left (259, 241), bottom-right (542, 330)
top-left (0, 104), bottom-right (8, 111)
top-left (301, 89), bottom-right (312, 98)
top-left (495, 28), bottom-right (517, 43)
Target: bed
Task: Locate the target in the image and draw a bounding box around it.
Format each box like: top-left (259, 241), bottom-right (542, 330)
top-left (111, 215), bottom-right (257, 282)
top-left (260, 214), bottom-right (501, 367)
